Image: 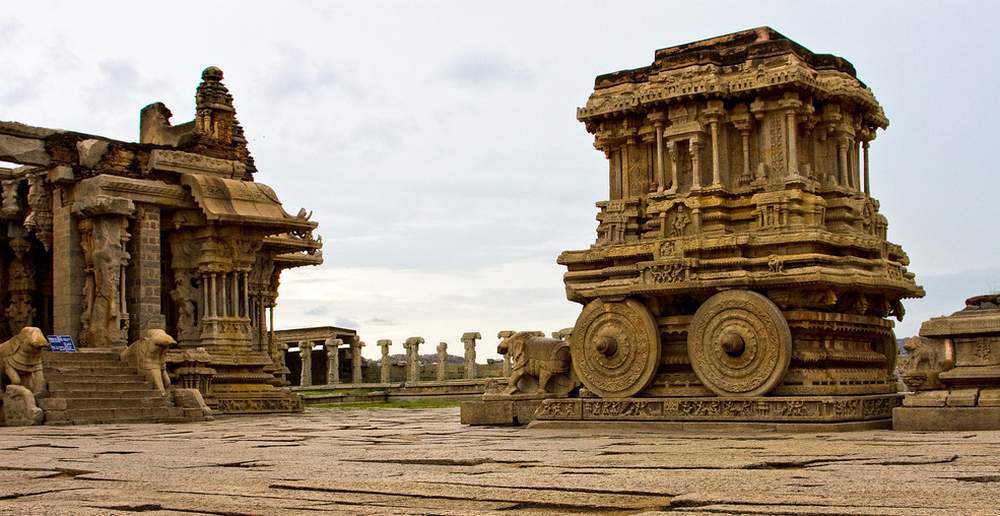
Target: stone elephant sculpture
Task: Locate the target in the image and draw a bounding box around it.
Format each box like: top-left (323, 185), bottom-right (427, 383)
top-left (0, 327), bottom-right (50, 394)
top-left (497, 332), bottom-right (577, 395)
top-left (120, 329), bottom-right (176, 394)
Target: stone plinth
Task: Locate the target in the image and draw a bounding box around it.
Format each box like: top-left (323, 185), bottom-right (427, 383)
top-left (893, 294), bottom-right (1000, 431)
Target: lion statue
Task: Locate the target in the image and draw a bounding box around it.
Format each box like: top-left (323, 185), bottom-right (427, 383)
top-left (0, 327), bottom-right (50, 394)
top-left (497, 332), bottom-right (577, 395)
top-left (120, 329), bottom-right (176, 394)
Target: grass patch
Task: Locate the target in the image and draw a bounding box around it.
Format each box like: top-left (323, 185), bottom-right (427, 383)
top-left (308, 400), bottom-right (462, 411)
top-left (296, 388), bottom-right (382, 397)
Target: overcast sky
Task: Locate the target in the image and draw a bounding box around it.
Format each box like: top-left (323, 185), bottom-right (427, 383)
top-left (3, 1), bottom-right (998, 359)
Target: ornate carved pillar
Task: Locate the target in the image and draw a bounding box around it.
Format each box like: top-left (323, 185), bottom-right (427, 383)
top-left (6, 233), bottom-right (35, 334)
top-left (299, 341), bottom-right (312, 387)
top-left (689, 138), bottom-right (702, 190)
top-left (74, 196), bottom-right (134, 348)
top-left (705, 101), bottom-right (724, 188)
top-left (778, 93), bottom-right (803, 180)
top-left (326, 337), bottom-right (341, 385)
top-left (622, 136), bottom-right (633, 197)
top-left (860, 128), bottom-right (874, 197)
top-left (649, 112), bottom-right (667, 193)
top-left (351, 338), bottom-right (365, 383)
top-left (461, 332), bottom-right (480, 379)
top-left (667, 141), bottom-right (679, 194)
top-left (837, 137), bottom-right (850, 187)
top-left (436, 342), bottom-right (447, 381)
top-left (377, 339), bottom-right (391, 383)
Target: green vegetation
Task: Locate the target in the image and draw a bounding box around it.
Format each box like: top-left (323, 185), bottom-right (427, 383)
top-left (296, 388), bottom-right (383, 397)
top-left (308, 400), bottom-right (462, 411)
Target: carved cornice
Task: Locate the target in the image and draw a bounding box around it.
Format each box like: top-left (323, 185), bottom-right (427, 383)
top-left (147, 149), bottom-right (246, 179)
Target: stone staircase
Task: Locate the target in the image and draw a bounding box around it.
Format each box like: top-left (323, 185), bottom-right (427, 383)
top-left (39, 350), bottom-right (206, 425)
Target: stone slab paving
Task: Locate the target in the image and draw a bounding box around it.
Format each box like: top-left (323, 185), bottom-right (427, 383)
top-left (1, 407), bottom-right (999, 515)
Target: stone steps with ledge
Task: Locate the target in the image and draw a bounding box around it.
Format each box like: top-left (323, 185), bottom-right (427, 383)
top-left (40, 350), bottom-right (206, 425)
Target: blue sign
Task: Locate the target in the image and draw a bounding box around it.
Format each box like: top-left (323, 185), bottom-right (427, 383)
top-left (47, 335), bottom-right (77, 353)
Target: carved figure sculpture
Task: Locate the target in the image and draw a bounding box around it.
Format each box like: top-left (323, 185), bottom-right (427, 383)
top-left (2, 384), bottom-right (44, 426)
top-left (170, 277), bottom-right (198, 341)
top-left (120, 329), bottom-right (176, 394)
top-left (497, 332), bottom-right (576, 395)
top-left (0, 327), bottom-right (50, 394)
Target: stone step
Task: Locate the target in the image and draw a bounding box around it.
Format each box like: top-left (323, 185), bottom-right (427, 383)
top-left (43, 352), bottom-right (120, 363)
top-left (45, 366), bottom-right (139, 375)
top-left (48, 380), bottom-right (155, 392)
top-left (48, 397), bottom-right (169, 410)
top-left (47, 389), bottom-right (162, 399)
top-left (48, 373), bottom-right (150, 383)
top-left (60, 406), bottom-right (177, 422)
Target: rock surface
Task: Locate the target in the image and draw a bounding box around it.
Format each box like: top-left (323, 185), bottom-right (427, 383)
top-left (0, 407), bottom-right (999, 514)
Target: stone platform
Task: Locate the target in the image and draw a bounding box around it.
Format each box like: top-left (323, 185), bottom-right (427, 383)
top-left (894, 407), bottom-right (1000, 431)
top-left (1, 407), bottom-right (999, 514)
top-left (465, 394), bottom-right (901, 430)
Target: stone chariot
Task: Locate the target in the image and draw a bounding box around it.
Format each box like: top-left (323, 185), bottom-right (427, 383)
top-left (537, 28), bottom-right (924, 429)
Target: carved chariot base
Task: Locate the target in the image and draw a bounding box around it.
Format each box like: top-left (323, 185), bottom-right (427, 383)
top-left (531, 394), bottom-right (901, 431)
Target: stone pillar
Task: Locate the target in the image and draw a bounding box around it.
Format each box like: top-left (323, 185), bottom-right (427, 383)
top-left (351, 338), bottom-right (365, 383)
top-left (52, 187), bottom-right (84, 339)
top-left (377, 339), bottom-right (392, 383)
top-left (299, 341), bottom-right (312, 387)
top-left (6, 233), bottom-right (35, 334)
top-left (786, 110), bottom-right (798, 178)
top-left (75, 195), bottom-right (134, 348)
top-left (689, 138), bottom-right (702, 190)
top-left (403, 337), bottom-right (423, 383)
top-left (705, 100), bottom-right (724, 188)
top-left (854, 139), bottom-right (862, 191)
top-left (710, 121), bottom-right (721, 187)
top-left (837, 137), bottom-right (850, 187)
top-left (436, 342), bottom-right (448, 381)
top-left (130, 204), bottom-right (165, 333)
top-left (862, 139), bottom-right (871, 197)
top-left (667, 141), bottom-right (679, 194)
top-left (461, 332), bottom-right (481, 379)
top-left (325, 337), bottom-right (341, 385)
top-left (208, 273), bottom-right (217, 317)
top-left (621, 137), bottom-right (633, 197)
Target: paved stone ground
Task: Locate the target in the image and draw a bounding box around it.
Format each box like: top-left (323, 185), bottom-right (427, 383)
top-left (1, 407), bottom-right (999, 515)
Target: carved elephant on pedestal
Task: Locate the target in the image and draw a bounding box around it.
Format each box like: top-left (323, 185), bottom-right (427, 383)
top-left (497, 332), bottom-right (577, 395)
top-left (0, 327), bottom-right (50, 394)
top-left (120, 329), bottom-right (176, 394)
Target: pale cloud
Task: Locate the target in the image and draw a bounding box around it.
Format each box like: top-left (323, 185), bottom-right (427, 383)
top-left (441, 53), bottom-right (534, 86)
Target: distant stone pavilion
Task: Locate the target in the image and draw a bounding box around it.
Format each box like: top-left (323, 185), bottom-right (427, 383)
top-left (0, 67), bottom-right (322, 420)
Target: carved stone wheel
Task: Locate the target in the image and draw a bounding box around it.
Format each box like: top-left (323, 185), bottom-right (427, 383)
top-left (571, 298), bottom-right (660, 398)
top-left (687, 290), bottom-right (792, 397)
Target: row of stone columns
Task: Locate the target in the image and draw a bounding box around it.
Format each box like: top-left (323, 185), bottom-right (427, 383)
top-left (295, 329), bottom-right (572, 386)
top-left (295, 337), bottom-right (365, 387)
